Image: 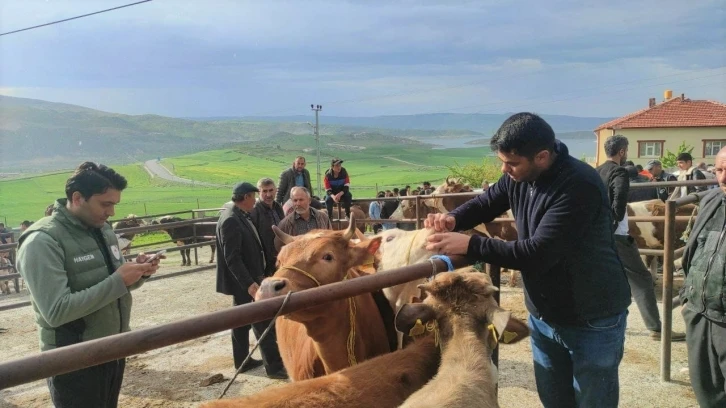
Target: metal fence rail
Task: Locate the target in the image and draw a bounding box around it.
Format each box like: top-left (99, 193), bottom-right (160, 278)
top-left (0, 256), bottom-right (469, 389)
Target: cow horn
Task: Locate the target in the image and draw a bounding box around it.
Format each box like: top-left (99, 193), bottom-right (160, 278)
top-left (272, 225), bottom-right (295, 245)
top-left (342, 213), bottom-right (357, 241)
top-left (446, 176), bottom-right (451, 185)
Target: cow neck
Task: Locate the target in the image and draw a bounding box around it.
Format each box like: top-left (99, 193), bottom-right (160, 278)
top-left (404, 229), bottom-right (423, 266)
top-left (278, 265), bottom-right (359, 369)
top-left (440, 318), bottom-right (495, 374)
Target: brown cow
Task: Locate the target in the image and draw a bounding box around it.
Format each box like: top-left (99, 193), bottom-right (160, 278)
top-left (398, 268), bottom-right (530, 408)
top-left (200, 303), bottom-right (441, 408)
top-left (627, 199), bottom-right (698, 274)
top-left (256, 217), bottom-right (394, 381)
top-left (330, 205), bottom-right (367, 233)
top-left (112, 214), bottom-right (144, 255)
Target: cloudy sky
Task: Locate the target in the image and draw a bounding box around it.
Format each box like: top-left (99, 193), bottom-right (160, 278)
top-left (0, 0), bottom-right (724, 118)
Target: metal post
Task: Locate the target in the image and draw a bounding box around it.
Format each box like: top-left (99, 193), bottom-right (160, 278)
top-left (486, 263), bottom-right (502, 394)
top-left (311, 104), bottom-right (323, 197)
top-left (661, 200), bottom-right (676, 382)
top-left (415, 195), bottom-right (421, 229)
top-left (192, 211), bottom-right (199, 266)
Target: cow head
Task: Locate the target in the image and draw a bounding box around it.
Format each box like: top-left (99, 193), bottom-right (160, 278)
top-left (375, 227), bottom-right (437, 272)
top-left (258, 215), bottom-right (382, 321)
top-left (422, 178), bottom-right (474, 214)
top-left (397, 267), bottom-right (529, 350)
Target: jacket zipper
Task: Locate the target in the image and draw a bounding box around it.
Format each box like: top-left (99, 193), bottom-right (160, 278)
top-left (700, 205), bottom-right (726, 311)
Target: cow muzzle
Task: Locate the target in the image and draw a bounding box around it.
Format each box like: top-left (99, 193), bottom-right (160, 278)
top-left (256, 278), bottom-right (290, 301)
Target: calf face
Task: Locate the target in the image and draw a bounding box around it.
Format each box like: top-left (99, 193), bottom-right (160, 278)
top-left (257, 216), bottom-right (381, 322)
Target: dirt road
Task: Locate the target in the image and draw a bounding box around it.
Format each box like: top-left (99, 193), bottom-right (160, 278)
top-left (144, 160), bottom-right (224, 187)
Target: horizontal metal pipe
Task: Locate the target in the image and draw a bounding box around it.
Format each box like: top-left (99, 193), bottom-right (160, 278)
top-left (109, 209), bottom-right (193, 224)
top-left (0, 301), bottom-right (31, 312)
top-left (123, 240), bottom-right (214, 260)
top-left (628, 216), bottom-right (693, 222)
top-left (0, 273), bottom-right (20, 280)
top-left (0, 256), bottom-right (469, 389)
top-left (0, 243), bottom-right (17, 251)
top-left (629, 179), bottom-right (717, 190)
top-left (673, 190), bottom-right (713, 207)
top-left (114, 217), bottom-right (218, 235)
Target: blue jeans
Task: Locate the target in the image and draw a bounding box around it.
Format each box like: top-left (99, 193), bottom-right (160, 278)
top-left (528, 310), bottom-right (627, 408)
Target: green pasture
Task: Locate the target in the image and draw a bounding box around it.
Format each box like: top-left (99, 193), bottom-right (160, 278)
top-left (0, 141), bottom-right (493, 227)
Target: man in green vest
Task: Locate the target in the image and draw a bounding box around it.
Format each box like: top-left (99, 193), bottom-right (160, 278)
top-left (17, 162), bottom-right (162, 408)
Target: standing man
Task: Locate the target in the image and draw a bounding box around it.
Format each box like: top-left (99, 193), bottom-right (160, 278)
top-left (425, 113), bottom-right (632, 408)
top-left (369, 192), bottom-right (385, 234)
top-left (16, 162), bottom-right (162, 408)
top-left (215, 182), bottom-right (287, 379)
top-left (276, 156), bottom-right (322, 210)
top-left (596, 136), bottom-right (685, 341)
top-left (670, 152), bottom-right (708, 198)
top-left (680, 146), bottom-right (726, 408)
top-left (277, 187), bottom-right (331, 238)
top-left (249, 178), bottom-right (285, 276)
top-left (646, 159), bottom-right (677, 201)
top-left (324, 158), bottom-right (352, 220)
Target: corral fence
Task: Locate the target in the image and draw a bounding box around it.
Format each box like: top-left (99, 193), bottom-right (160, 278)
top-left (0, 179), bottom-right (718, 389)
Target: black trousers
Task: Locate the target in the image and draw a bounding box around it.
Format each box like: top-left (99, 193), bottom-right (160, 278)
top-left (47, 358), bottom-right (125, 408)
top-left (232, 294), bottom-right (284, 374)
top-left (325, 191), bottom-right (352, 218)
top-left (614, 234), bottom-right (661, 332)
top-left (683, 306), bottom-right (726, 407)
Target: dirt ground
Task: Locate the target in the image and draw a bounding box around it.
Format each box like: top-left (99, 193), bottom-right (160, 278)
top-left (0, 247), bottom-right (698, 408)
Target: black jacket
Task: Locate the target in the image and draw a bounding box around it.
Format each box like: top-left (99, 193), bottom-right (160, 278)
top-left (450, 141), bottom-right (632, 325)
top-left (595, 160), bottom-right (630, 231)
top-left (249, 200), bottom-right (285, 276)
top-left (215, 206), bottom-right (266, 299)
top-left (276, 167), bottom-right (313, 204)
top-left (379, 200), bottom-right (399, 220)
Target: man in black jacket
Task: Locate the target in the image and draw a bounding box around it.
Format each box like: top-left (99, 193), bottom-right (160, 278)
top-left (596, 136), bottom-right (685, 342)
top-left (275, 156), bottom-right (322, 211)
top-left (216, 182), bottom-right (287, 379)
top-left (646, 159), bottom-right (677, 201)
top-left (249, 178), bottom-right (285, 276)
top-left (425, 113), bottom-right (631, 408)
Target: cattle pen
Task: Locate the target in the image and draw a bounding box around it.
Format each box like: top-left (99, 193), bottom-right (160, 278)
top-left (0, 179), bottom-right (716, 407)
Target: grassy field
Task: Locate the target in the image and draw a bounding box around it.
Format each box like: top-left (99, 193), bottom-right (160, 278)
top-left (0, 136), bottom-right (492, 227)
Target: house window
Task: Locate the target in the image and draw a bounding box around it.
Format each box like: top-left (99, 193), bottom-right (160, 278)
top-left (637, 141), bottom-right (663, 158)
top-left (704, 140), bottom-right (726, 157)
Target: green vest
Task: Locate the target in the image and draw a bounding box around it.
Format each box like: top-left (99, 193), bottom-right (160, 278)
top-left (17, 199), bottom-right (131, 351)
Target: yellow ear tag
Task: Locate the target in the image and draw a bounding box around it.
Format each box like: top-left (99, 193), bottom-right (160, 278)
top-left (487, 323), bottom-right (499, 349)
top-left (502, 330), bottom-right (518, 344)
top-left (409, 319), bottom-right (425, 337)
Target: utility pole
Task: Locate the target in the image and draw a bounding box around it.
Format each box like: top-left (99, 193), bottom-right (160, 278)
top-left (311, 104), bottom-right (323, 197)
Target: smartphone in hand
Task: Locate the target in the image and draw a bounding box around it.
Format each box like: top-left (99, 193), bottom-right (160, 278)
top-left (145, 249), bottom-right (166, 263)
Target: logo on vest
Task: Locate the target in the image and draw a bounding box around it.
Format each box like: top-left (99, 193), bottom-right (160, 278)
top-left (73, 254), bottom-right (95, 263)
top-left (110, 245), bottom-right (121, 260)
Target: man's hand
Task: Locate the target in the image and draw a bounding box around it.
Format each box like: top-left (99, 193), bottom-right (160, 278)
top-left (117, 263), bottom-right (157, 286)
top-left (135, 252), bottom-right (166, 268)
top-left (426, 232), bottom-right (471, 256)
top-left (248, 282), bottom-right (260, 298)
top-left (424, 213), bottom-right (456, 232)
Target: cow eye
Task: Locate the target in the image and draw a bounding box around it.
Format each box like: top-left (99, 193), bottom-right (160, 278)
top-left (323, 254), bottom-right (334, 261)
top-left (386, 236), bottom-right (395, 242)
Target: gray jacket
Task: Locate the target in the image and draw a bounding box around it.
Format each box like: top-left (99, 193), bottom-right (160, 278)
top-left (276, 167), bottom-right (313, 204)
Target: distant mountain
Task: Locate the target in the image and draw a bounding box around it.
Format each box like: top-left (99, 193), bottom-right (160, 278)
top-left (0, 95), bottom-right (610, 172)
top-left (188, 113), bottom-right (613, 135)
top-left (464, 130), bottom-right (597, 146)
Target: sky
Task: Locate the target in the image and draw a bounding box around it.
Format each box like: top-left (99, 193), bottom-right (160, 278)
top-left (0, 0), bottom-right (724, 118)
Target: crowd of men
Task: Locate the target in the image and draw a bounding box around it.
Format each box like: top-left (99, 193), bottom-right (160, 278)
top-left (8, 112), bottom-right (726, 408)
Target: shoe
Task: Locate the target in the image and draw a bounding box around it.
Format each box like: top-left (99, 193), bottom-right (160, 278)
top-left (237, 358), bottom-right (264, 372)
top-left (649, 330), bottom-right (686, 342)
top-left (266, 367), bottom-right (289, 380)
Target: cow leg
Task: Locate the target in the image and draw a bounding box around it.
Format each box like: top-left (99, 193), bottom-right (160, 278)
top-left (507, 269), bottom-right (519, 287)
top-left (209, 244), bottom-right (215, 263)
top-left (185, 248), bottom-right (192, 266)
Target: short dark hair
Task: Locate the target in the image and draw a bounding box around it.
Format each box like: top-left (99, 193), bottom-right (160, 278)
top-left (65, 162), bottom-right (127, 200)
top-left (677, 152), bottom-right (693, 162)
top-left (490, 112), bottom-right (555, 159)
top-left (21, 220), bottom-right (32, 228)
top-left (636, 164), bottom-right (643, 172)
top-left (376, 191), bottom-right (385, 198)
top-left (624, 160), bottom-right (635, 167)
top-left (603, 135), bottom-right (629, 158)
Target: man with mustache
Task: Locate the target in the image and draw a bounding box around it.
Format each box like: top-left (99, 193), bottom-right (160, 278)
top-left (277, 186), bottom-right (332, 238)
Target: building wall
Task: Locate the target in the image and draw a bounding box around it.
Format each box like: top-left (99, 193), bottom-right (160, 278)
top-left (595, 127), bottom-right (726, 166)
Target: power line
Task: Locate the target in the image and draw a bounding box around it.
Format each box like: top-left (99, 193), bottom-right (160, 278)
top-left (0, 0), bottom-right (153, 37)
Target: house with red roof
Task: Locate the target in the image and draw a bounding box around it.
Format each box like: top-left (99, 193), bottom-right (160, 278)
top-left (594, 90), bottom-right (726, 166)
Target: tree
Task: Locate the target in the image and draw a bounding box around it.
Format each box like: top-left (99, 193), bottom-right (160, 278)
top-left (446, 159), bottom-right (501, 187)
top-left (661, 141), bottom-right (694, 168)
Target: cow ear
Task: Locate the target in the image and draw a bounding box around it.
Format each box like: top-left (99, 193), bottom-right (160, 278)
top-left (487, 307), bottom-right (529, 346)
top-left (351, 236), bottom-right (382, 266)
top-left (395, 303), bottom-right (437, 335)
